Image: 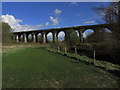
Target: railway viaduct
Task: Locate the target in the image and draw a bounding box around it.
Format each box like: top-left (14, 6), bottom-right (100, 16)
top-left (13, 24), bottom-right (112, 43)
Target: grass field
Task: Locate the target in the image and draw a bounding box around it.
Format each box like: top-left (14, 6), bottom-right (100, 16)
top-left (2, 47), bottom-right (119, 88)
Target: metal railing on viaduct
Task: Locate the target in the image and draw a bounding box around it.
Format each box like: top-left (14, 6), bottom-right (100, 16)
top-left (13, 24), bottom-right (111, 43)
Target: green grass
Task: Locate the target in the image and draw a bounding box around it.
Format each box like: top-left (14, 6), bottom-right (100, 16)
top-left (47, 47), bottom-right (120, 71)
top-left (3, 47), bottom-right (119, 88)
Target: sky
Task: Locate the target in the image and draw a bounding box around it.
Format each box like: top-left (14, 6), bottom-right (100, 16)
top-left (1, 2), bottom-right (110, 40)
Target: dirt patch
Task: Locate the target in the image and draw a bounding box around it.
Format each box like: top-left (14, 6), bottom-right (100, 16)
top-left (2, 44), bottom-right (42, 53)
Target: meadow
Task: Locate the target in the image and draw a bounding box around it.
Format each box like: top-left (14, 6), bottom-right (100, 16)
top-left (2, 46), bottom-right (119, 88)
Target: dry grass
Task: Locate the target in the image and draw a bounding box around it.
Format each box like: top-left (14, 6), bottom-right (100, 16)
top-left (2, 43), bottom-right (43, 53)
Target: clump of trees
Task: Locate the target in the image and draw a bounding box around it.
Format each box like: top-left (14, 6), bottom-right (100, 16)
top-left (85, 29), bottom-right (113, 43)
top-left (94, 2), bottom-right (120, 43)
top-left (83, 2), bottom-right (120, 64)
top-left (1, 22), bottom-right (13, 45)
top-left (75, 2), bottom-right (120, 64)
top-left (65, 29), bottom-right (80, 47)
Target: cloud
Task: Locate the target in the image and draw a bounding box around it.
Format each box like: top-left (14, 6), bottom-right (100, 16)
top-left (1, 14), bottom-right (60, 32)
top-left (45, 22), bottom-right (50, 27)
top-left (1, 14), bottom-right (22, 27)
top-left (82, 17), bottom-right (98, 21)
top-left (54, 9), bottom-right (62, 15)
top-left (1, 14), bottom-right (43, 32)
top-left (49, 16), bottom-right (59, 25)
top-left (47, 9), bottom-right (61, 26)
top-left (84, 21), bottom-right (96, 24)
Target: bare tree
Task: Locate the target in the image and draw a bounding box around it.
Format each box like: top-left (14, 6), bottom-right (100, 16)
top-left (93, 2), bottom-right (120, 41)
top-left (93, 2), bottom-right (120, 64)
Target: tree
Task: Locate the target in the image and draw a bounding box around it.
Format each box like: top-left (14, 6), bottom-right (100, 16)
top-left (93, 2), bottom-right (120, 41)
top-left (64, 29), bottom-right (80, 47)
top-left (37, 34), bottom-right (43, 43)
top-left (85, 28), bottom-right (113, 43)
top-left (2, 22), bottom-right (12, 45)
top-left (93, 2), bottom-right (120, 64)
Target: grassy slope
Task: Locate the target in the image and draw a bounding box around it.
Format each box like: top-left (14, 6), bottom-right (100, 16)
top-left (2, 47), bottom-right (118, 88)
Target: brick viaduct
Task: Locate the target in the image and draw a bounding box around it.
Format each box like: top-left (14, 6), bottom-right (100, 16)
top-left (13, 24), bottom-right (111, 43)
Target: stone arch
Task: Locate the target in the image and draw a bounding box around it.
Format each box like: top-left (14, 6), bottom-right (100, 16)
top-left (57, 31), bottom-right (65, 41)
top-left (83, 29), bottom-right (94, 38)
top-left (28, 34), bottom-right (33, 42)
top-left (20, 34), bottom-right (24, 41)
top-left (37, 33), bottom-right (43, 43)
top-left (83, 29), bottom-right (95, 43)
top-left (96, 28), bottom-right (112, 42)
top-left (75, 30), bottom-right (79, 37)
top-left (71, 30), bottom-right (80, 41)
top-left (46, 32), bottom-right (53, 43)
top-left (103, 28), bottom-right (111, 33)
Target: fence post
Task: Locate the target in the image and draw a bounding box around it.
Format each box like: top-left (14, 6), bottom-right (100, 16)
top-left (58, 46), bottom-right (60, 51)
top-left (75, 47), bottom-right (77, 55)
top-left (93, 50), bottom-right (96, 65)
top-left (65, 47), bottom-right (67, 54)
top-left (75, 47), bottom-right (79, 61)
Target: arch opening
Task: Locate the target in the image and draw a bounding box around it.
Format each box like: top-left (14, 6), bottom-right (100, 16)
top-left (47, 32), bottom-right (53, 43)
top-left (83, 29), bottom-right (94, 39)
top-left (83, 29), bottom-right (94, 43)
top-left (20, 35), bottom-right (24, 41)
top-left (104, 28), bottom-right (111, 33)
top-left (97, 28), bottom-right (112, 42)
top-left (58, 31), bottom-right (65, 41)
top-left (75, 30), bottom-right (79, 37)
top-left (28, 34), bottom-right (32, 42)
top-left (37, 33), bottom-right (43, 43)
